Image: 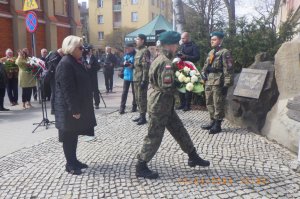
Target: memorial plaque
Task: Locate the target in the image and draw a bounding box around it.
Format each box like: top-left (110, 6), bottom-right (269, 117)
top-left (233, 68), bottom-right (268, 99)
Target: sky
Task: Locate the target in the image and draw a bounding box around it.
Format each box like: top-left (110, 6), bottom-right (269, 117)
top-left (77, 0), bottom-right (260, 18)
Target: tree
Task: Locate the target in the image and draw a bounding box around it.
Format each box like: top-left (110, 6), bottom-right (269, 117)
top-left (173, 0), bottom-right (185, 33)
top-left (104, 27), bottom-right (135, 52)
top-left (222, 0), bottom-right (236, 36)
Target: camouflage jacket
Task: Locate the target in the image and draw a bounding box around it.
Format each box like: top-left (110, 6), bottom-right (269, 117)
top-left (202, 47), bottom-right (234, 87)
top-left (133, 45), bottom-right (151, 82)
top-left (147, 50), bottom-right (176, 114)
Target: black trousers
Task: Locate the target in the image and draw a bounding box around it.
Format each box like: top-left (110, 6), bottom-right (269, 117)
top-left (6, 78), bottom-right (18, 103)
top-left (0, 87), bottom-right (5, 108)
top-left (120, 80), bottom-right (136, 109)
top-left (62, 131), bottom-right (78, 165)
top-left (104, 71), bottom-right (114, 92)
top-left (22, 87), bottom-right (33, 102)
top-left (50, 79), bottom-right (55, 114)
top-left (179, 91), bottom-right (193, 108)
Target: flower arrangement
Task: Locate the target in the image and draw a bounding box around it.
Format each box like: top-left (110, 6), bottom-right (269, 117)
top-left (173, 57), bottom-right (204, 94)
top-left (27, 57), bottom-right (46, 79)
top-left (3, 57), bottom-right (18, 78)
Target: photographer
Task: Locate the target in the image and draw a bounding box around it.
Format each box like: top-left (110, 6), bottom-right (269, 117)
top-left (82, 45), bottom-right (100, 109)
top-left (101, 46), bottom-right (116, 93)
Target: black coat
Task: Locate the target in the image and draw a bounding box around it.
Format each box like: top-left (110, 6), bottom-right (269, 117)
top-left (101, 53), bottom-right (116, 74)
top-left (0, 63), bottom-right (7, 89)
top-left (54, 54), bottom-right (96, 136)
top-left (180, 41), bottom-right (200, 63)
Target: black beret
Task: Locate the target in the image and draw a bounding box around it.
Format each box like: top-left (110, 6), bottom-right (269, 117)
top-left (125, 43), bottom-right (135, 48)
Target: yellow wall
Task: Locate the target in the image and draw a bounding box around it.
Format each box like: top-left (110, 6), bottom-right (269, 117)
top-left (89, 0), bottom-right (173, 49)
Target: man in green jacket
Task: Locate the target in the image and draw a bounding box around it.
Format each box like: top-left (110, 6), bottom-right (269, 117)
top-left (135, 31), bottom-right (210, 179)
top-left (201, 31), bottom-right (234, 134)
top-left (132, 34), bottom-right (151, 125)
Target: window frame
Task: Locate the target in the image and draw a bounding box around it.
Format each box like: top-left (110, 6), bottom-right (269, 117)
top-left (97, 0), bottom-right (104, 8)
top-left (131, 12), bottom-right (138, 22)
top-left (131, 0), bottom-right (138, 5)
top-left (98, 32), bottom-right (104, 40)
top-left (98, 15), bottom-right (104, 24)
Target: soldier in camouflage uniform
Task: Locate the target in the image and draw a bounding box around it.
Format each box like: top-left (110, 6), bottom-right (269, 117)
top-left (201, 31), bottom-right (234, 134)
top-left (132, 34), bottom-right (151, 125)
top-left (135, 31), bottom-right (210, 179)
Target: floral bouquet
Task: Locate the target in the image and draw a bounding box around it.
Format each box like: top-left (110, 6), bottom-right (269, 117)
top-left (27, 57), bottom-right (46, 80)
top-left (173, 57), bottom-right (204, 94)
top-left (4, 57), bottom-right (18, 78)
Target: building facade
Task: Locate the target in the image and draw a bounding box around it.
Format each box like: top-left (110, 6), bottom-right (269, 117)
top-left (0, 0), bottom-right (82, 57)
top-left (79, 1), bottom-right (89, 44)
top-left (277, 0), bottom-right (300, 38)
top-left (88, 0), bottom-right (173, 49)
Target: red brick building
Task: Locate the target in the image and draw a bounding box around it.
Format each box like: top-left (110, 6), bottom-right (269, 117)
top-left (0, 0), bottom-right (82, 57)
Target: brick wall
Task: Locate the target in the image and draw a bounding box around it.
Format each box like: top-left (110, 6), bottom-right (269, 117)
top-left (0, 17), bottom-right (14, 56)
top-left (57, 26), bottom-right (71, 48)
top-left (26, 24), bottom-right (46, 57)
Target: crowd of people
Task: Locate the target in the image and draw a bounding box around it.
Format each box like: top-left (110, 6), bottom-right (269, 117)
top-left (0, 30), bottom-right (233, 178)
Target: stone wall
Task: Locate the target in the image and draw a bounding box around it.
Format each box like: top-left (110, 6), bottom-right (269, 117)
top-left (262, 38), bottom-right (300, 153)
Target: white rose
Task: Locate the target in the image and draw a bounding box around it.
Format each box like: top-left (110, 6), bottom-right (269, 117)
top-left (184, 77), bottom-right (191, 83)
top-left (186, 82), bottom-right (194, 91)
top-left (183, 66), bottom-right (190, 74)
top-left (189, 70), bottom-right (196, 76)
top-left (175, 71), bottom-right (181, 77)
top-left (178, 73), bottom-right (186, 82)
top-left (191, 75), bottom-right (198, 83)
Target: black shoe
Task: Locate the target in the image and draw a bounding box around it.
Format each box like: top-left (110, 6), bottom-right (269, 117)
top-left (106, 90), bottom-right (109, 94)
top-left (109, 89), bottom-right (112, 93)
top-left (0, 107), bottom-right (10, 111)
top-left (188, 149), bottom-right (210, 167)
top-left (65, 164), bottom-right (82, 175)
top-left (201, 119), bottom-right (215, 130)
top-left (183, 106), bottom-right (191, 111)
top-left (176, 105), bottom-right (184, 110)
top-left (137, 114), bottom-right (147, 125)
top-left (132, 115), bottom-right (141, 122)
top-left (75, 161), bottom-right (88, 169)
top-left (136, 160), bottom-right (159, 179)
top-left (95, 105), bottom-right (99, 109)
top-left (209, 120), bottom-right (222, 134)
top-left (119, 109), bottom-right (125, 114)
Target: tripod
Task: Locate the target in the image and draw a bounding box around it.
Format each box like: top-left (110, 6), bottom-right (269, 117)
top-left (32, 79), bottom-right (55, 133)
top-left (99, 89), bottom-right (107, 108)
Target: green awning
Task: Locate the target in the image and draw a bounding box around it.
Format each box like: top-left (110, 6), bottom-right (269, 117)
top-left (124, 15), bottom-right (173, 44)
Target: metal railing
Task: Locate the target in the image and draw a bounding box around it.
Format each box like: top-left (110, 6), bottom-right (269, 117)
top-left (113, 4), bottom-right (121, 11)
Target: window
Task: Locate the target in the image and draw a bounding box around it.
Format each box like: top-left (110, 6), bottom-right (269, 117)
top-left (0, 0), bottom-right (8, 3)
top-left (131, 12), bottom-right (138, 22)
top-left (131, 0), bottom-right (138, 5)
top-left (151, 0), bottom-right (155, 6)
top-left (98, 15), bottom-right (104, 24)
top-left (54, 0), bottom-right (67, 16)
top-left (97, 0), bottom-right (103, 7)
top-left (98, 32), bottom-right (104, 40)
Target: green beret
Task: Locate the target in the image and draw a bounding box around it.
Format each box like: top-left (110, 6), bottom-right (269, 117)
top-left (210, 31), bottom-right (225, 39)
top-left (137, 34), bottom-right (147, 42)
top-left (158, 31), bottom-right (181, 45)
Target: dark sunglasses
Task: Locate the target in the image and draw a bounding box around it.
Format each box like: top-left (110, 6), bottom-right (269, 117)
top-left (77, 46), bottom-right (83, 51)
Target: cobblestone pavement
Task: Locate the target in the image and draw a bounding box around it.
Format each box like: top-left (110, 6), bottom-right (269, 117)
top-left (0, 107), bottom-right (300, 199)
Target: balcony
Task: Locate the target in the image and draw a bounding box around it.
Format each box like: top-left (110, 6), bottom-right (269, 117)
top-left (113, 21), bottom-right (121, 28)
top-left (113, 4), bottom-right (121, 12)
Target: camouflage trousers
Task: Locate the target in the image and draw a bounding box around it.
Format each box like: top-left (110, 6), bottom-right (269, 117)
top-left (134, 82), bottom-right (148, 114)
top-left (137, 111), bottom-right (195, 163)
top-left (205, 85), bottom-right (225, 120)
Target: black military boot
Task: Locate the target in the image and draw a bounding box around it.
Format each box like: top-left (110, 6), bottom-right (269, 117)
top-left (136, 160), bottom-right (159, 179)
top-left (188, 148), bottom-right (210, 167)
top-left (209, 120), bottom-right (222, 134)
top-left (132, 114), bottom-right (141, 122)
top-left (201, 119), bottom-right (215, 130)
top-left (137, 113), bottom-right (147, 125)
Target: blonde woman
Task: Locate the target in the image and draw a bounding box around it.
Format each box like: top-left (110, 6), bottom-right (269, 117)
top-left (55, 35), bottom-right (97, 175)
top-left (15, 48), bottom-right (36, 109)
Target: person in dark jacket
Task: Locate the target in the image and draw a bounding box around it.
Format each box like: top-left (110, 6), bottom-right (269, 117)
top-left (101, 46), bottom-right (116, 93)
top-left (44, 48), bottom-right (63, 115)
top-left (119, 43), bottom-right (137, 114)
top-left (83, 47), bottom-right (100, 109)
top-left (0, 63), bottom-right (9, 111)
top-left (40, 48), bottom-right (51, 101)
top-left (55, 35), bottom-right (97, 175)
top-left (177, 32), bottom-right (200, 111)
